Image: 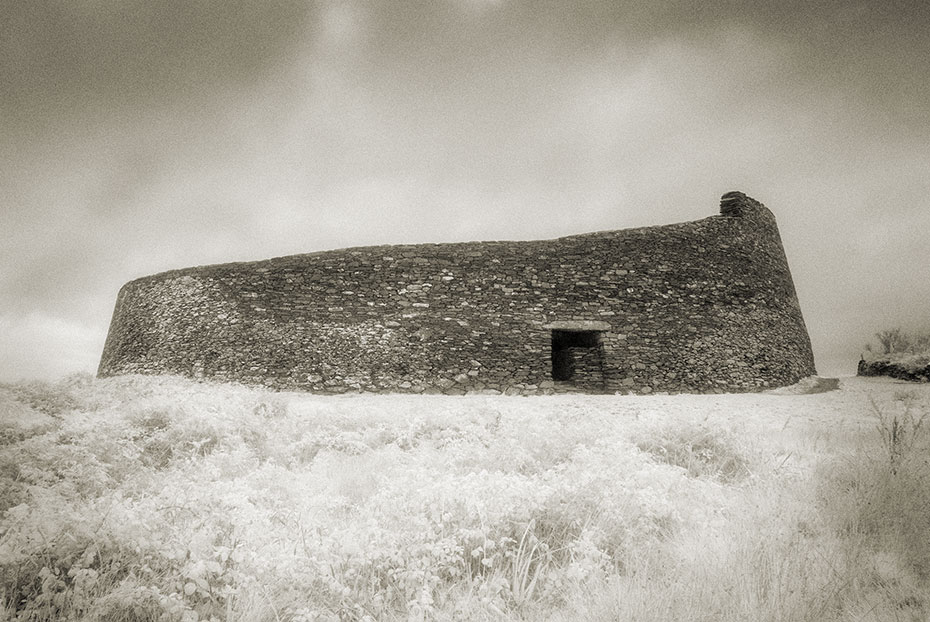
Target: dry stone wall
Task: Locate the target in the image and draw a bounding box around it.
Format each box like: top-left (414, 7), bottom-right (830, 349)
top-left (98, 191), bottom-right (816, 394)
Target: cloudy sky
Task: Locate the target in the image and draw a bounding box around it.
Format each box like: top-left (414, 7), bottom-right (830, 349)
top-left (2, 0), bottom-right (929, 381)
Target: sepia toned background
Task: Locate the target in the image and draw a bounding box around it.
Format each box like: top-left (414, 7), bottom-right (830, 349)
top-left (2, 0), bottom-right (928, 380)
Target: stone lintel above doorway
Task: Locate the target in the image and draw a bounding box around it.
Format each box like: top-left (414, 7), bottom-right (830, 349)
top-left (542, 320), bottom-right (611, 332)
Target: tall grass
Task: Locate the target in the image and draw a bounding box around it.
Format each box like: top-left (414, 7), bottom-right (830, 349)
top-left (821, 392), bottom-right (930, 590)
top-left (0, 375), bottom-right (927, 620)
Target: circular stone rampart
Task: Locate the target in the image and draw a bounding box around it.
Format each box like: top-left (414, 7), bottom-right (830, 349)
top-left (98, 192), bottom-right (816, 394)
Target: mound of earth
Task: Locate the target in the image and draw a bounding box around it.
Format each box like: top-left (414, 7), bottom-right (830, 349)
top-left (764, 375), bottom-right (840, 395)
top-left (857, 358), bottom-right (930, 383)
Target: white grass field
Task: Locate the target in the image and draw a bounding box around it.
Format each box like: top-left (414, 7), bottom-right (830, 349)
top-left (1, 374), bottom-right (929, 621)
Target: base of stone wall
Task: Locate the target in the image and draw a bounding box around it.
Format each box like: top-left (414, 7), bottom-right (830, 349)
top-left (99, 370), bottom-right (803, 396)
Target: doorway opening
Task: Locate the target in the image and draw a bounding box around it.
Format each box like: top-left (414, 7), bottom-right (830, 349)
top-left (551, 329), bottom-right (604, 384)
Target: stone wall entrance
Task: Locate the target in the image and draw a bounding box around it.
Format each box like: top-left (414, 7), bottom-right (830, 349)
top-left (550, 327), bottom-right (607, 391)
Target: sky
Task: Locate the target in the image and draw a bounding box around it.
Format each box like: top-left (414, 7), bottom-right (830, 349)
top-left (2, 0), bottom-right (929, 382)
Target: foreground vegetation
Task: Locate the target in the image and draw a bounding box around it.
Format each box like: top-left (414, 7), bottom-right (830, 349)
top-left (0, 374), bottom-right (928, 621)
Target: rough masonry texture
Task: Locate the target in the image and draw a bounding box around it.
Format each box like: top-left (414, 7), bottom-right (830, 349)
top-left (98, 191), bottom-right (816, 395)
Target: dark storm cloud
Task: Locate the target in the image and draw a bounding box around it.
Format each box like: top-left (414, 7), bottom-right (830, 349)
top-left (357, 0), bottom-right (930, 127)
top-left (0, 0), bottom-right (313, 131)
top-left (4, 0), bottom-right (928, 130)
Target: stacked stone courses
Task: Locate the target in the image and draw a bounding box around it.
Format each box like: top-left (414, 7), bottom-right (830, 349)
top-left (98, 191), bottom-right (816, 394)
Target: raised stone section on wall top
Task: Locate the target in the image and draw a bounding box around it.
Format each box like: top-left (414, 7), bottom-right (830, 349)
top-left (98, 191), bottom-right (816, 394)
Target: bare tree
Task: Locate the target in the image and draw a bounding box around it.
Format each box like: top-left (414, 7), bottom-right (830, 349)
top-left (875, 328), bottom-right (908, 354)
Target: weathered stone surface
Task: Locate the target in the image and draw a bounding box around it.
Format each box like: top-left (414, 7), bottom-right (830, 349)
top-left (543, 320), bottom-right (612, 331)
top-left (97, 192), bottom-right (816, 394)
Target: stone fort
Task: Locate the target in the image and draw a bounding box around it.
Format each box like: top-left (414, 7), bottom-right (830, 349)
top-left (98, 191), bottom-right (816, 394)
